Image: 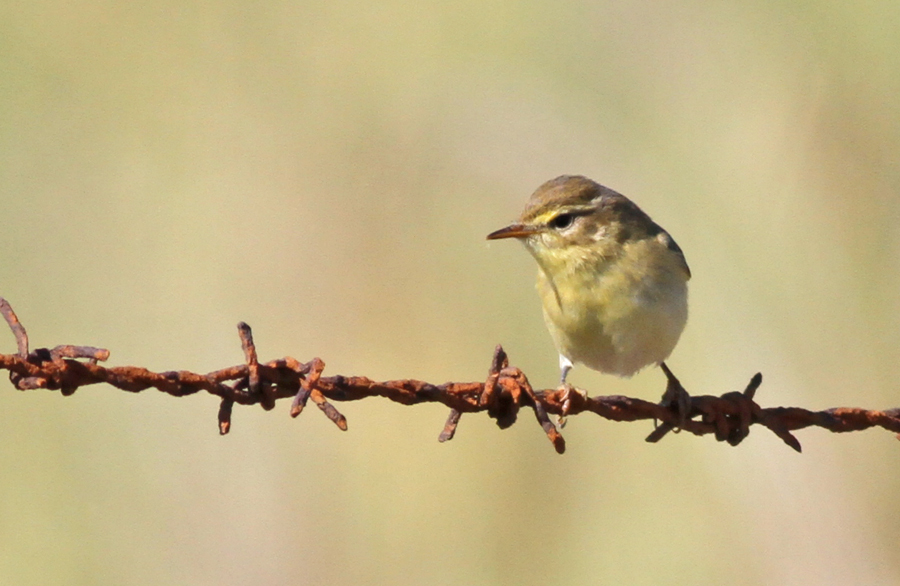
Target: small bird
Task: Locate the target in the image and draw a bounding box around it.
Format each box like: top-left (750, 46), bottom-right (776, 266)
top-left (487, 175), bottom-right (690, 414)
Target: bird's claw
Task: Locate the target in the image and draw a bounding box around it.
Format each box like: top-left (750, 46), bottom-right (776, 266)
top-left (557, 383), bottom-right (587, 428)
top-left (659, 362), bottom-right (691, 428)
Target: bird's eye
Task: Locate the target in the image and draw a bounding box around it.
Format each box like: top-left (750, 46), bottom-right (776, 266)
top-left (548, 213), bottom-right (574, 230)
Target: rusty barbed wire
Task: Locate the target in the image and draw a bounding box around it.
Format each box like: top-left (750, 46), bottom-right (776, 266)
top-left (2, 296), bottom-right (899, 454)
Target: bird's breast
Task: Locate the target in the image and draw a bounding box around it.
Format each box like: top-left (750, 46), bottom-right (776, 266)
top-left (535, 240), bottom-right (689, 377)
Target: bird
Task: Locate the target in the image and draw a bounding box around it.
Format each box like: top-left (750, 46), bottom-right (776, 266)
top-left (486, 175), bottom-right (690, 418)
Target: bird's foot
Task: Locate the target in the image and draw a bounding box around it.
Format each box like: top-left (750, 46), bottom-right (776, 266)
top-left (659, 362), bottom-right (691, 428)
top-left (556, 383), bottom-right (587, 428)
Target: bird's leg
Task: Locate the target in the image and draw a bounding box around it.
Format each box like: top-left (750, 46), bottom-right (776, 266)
top-left (659, 362), bottom-right (691, 428)
top-left (557, 354), bottom-right (585, 427)
top-left (560, 354), bottom-right (573, 386)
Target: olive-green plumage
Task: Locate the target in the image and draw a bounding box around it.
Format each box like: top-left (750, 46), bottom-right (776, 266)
top-left (488, 175), bottom-right (690, 383)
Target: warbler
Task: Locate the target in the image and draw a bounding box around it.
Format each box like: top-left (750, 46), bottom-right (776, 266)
top-left (487, 175), bottom-right (690, 408)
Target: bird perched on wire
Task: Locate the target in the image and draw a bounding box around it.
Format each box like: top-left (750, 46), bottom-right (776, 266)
top-left (487, 175), bottom-right (690, 420)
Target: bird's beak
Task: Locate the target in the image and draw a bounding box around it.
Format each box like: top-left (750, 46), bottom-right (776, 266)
top-left (486, 223), bottom-right (539, 240)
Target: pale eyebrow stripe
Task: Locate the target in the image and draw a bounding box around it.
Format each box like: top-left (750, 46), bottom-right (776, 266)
top-left (534, 205), bottom-right (597, 224)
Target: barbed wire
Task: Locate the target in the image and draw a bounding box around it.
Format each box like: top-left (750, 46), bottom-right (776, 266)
top-left (2, 296), bottom-right (898, 454)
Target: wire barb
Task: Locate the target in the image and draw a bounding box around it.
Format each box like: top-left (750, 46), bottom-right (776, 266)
top-left (438, 409), bottom-right (462, 442)
top-left (218, 398), bottom-right (234, 435)
top-left (0, 297), bottom-right (29, 357)
top-left (2, 296), bottom-right (900, 453)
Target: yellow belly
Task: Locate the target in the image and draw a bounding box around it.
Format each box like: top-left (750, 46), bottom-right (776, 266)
top-left (536, 240), bottom-right (689, 377)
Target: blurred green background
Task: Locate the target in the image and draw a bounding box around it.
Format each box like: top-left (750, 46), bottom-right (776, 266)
top-left (2, 1), bottom-right (900, 584)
